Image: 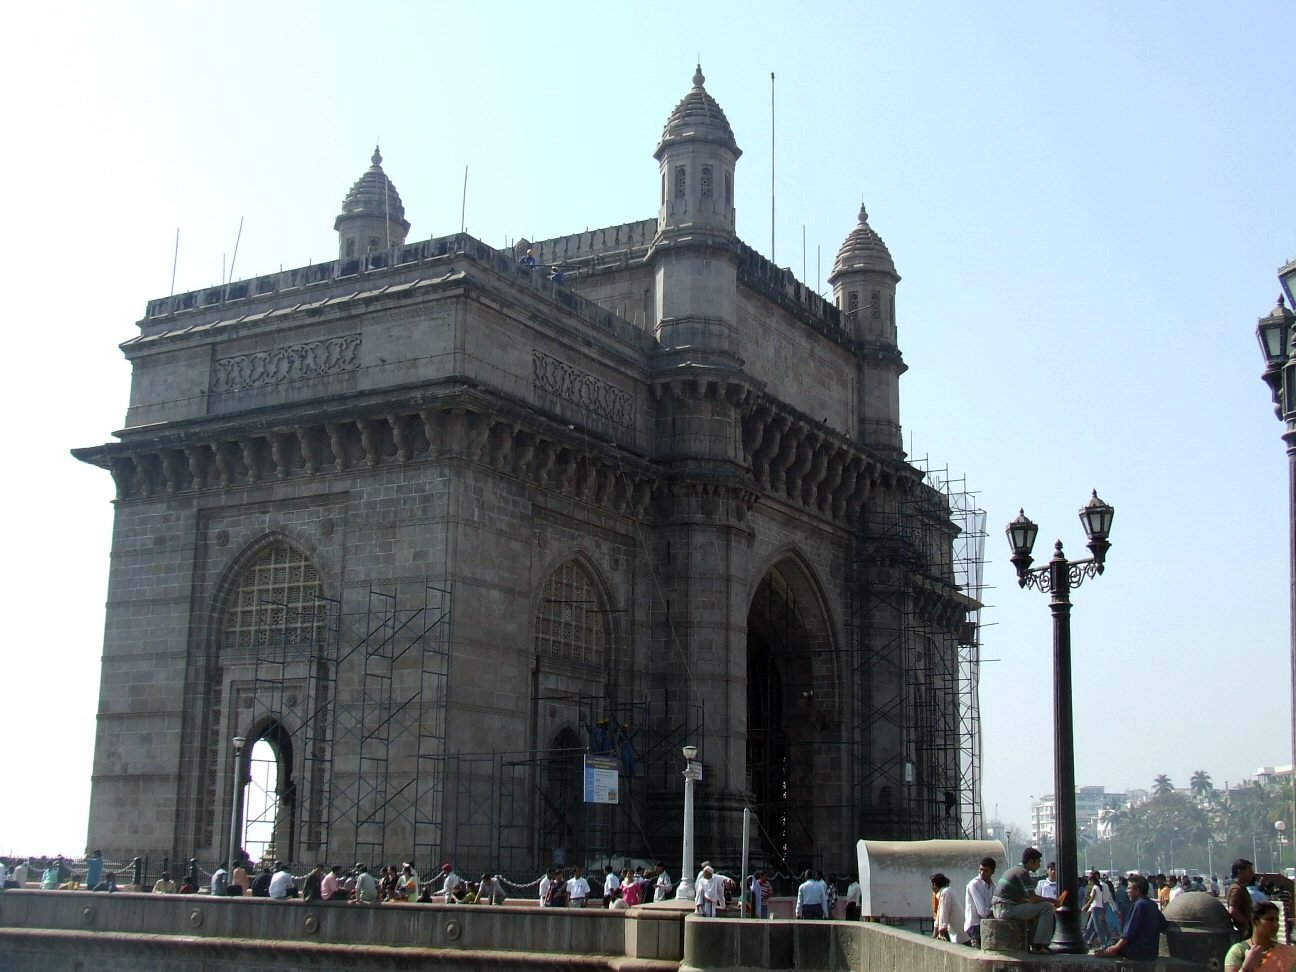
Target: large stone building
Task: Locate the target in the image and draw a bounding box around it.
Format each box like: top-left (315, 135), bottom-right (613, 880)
top-left (75, 67), bottom-right (979, 877)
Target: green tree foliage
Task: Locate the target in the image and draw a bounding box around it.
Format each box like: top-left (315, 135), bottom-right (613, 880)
top-left (1093, 776), bottom-right (1295, 877)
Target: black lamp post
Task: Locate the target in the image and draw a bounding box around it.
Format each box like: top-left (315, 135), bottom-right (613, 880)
top-left (1006, 491), bottom-right (1115, 954)
top-left (1257, 258), bottom-right (1296, 865)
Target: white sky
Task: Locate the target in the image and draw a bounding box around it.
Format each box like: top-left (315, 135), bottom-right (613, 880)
top-left (1, 0), bottom-right (1293, 855)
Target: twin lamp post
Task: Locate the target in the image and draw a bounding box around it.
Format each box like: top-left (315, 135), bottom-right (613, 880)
top-left (1006, 491), bottom-right (1115, 954)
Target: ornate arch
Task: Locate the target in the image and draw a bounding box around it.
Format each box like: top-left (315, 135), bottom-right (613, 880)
top-left (532, 551), bottom-right (619, 674)
top-left (198, 532), bottom-right (329, 856)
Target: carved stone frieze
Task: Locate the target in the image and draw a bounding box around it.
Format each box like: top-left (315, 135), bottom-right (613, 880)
top-left (532, 350), bottom-right (634, 428)
top-left (211, 333), bottom-right (362, 394)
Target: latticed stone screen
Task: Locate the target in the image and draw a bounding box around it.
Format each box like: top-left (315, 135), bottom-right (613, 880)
top-left (535, 561), bottom-right (606, 665)
top-left (224, 542), bottom-right (326, 651)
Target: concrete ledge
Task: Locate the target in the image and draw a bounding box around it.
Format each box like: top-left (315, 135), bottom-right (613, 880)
top-left (0, 889), bottom-right (632, 956)
top-left (678, 915), bottom-right (1206, 972)
top-left (0, 927), bottom-right (679, 972)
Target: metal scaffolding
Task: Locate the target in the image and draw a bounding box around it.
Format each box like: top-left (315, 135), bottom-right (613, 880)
top-left (847, 463), bottom-right (985, 842)
top-left (439, 690), bottom-right (702, 878)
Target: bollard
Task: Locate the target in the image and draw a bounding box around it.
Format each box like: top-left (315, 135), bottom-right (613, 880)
top-left (142, 855), bottom-right (150, 889)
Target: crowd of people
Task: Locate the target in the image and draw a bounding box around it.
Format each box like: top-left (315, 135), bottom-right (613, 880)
top-left (931, 847), bottom-right (1294, 966)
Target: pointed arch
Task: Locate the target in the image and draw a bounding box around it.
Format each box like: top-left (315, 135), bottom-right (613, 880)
top-left (745, 549), bottom-right (842, 870)
top-left (198, 532), bottom-right (329, 858)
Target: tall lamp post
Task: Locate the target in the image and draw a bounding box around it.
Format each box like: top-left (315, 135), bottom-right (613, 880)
top-left (226, 735), bottom-right (247, 880)
top-left (1256, 259), bottom-right (1296, 865)
top-left (1007, 491), bottom-right (1115, 954)
top-left (1277, 821), bottom-right (1287, 872)
top-left (676, 745), bottom-right (701, 902)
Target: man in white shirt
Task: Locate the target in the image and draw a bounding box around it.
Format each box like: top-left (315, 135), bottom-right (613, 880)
top-left (653, 862), bottom-right (673, 902)
top-left (1034, 861), bottom-right (1058, 901)
top-left (437, 863), bottom-right (461, 900)
top-left (539, 867), bottom-right (554, 905)
top-left (964, 857), bottom-right (996, 946)
top-left (603, 866), bottom-right (620, 907)
top-left (566, 866), bottom-right (591, 907)
top-left (795, 869), bottom-right (827, 919)
top-left (845, 875), bottom-right (862, 920)
top-left (696, 865), bottom-right (726, 916)
top-left (267, 861), bottom-right (295, 899)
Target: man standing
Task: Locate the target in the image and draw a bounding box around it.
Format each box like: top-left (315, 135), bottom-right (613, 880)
top-left (653, 862), bottom-right (673, 902)
top-left (210, 864), bottom-right (229, 896)
top-left (1095, 875), bottom-right (1167, 962)
top-left (795, 869), bottom-right (827, 919)
top-left (1227, 858), bottom-right (1255, 940)
top-left (695, 865), bottom-right (724, 917)
top-left (845, 873), bottom-right (862, 921)
top-left (964, 857), bottom-right (996, 947)
top-left (991, 847), bottom-right (1055, 955)
top-left (1034, 862), bottom-right (1058, 901)
top-left (603, 866), bottom-right (620, 908)
top-left (566, 866), bottom-right (590, 907)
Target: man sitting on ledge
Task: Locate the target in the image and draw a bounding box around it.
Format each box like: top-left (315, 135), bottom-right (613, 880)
top-left (991, 847), bottom-right (1055, 955)
top-left (1095, 874), bottom-right (1166, 962)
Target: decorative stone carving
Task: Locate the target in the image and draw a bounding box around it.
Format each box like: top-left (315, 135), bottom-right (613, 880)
top-left (211, 333), bottom-right (362, 394)
top-left (533, 350), bottom-right (633, 428)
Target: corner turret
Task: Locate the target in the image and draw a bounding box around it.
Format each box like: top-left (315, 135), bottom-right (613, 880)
top-left (828, 204), bottom-right (905, 453)
top-left (334, 147), bottom-right (411, 261)
top-left (648, 66), bottom-right (741, 364)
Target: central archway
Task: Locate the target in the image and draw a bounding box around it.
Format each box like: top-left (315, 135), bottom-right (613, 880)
top-left (746, 558), bottom-right (838, 872)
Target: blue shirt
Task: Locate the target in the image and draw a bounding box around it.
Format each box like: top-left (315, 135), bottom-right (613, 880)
top-left (1121, 896), bottom-right (1167, 961)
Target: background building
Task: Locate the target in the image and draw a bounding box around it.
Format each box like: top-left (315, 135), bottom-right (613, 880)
top-left (74, 68), bottom-right (985, 877)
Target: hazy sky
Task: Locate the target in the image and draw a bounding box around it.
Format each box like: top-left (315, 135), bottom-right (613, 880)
top-left (2, 0), bottom-right (1293, 857)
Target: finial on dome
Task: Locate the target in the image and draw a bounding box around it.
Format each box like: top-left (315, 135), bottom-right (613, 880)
top-left (692, 64), bottom-right (705, 88)
top-left (371, 145), bottom-right (382, 167)
top-left (858, 203), bottom-right (869, 224)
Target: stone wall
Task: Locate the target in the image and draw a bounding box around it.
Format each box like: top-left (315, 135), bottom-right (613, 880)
top-left (0, 890), bottom-right (679, 972)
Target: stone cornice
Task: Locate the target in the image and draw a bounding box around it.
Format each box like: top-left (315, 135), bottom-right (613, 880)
top-left (73, 387), bottom-right (660, 519)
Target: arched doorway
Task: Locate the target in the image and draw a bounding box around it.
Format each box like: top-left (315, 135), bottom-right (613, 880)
top-left (540, 728), bottom-right (586, 866)
top-left (746, 560), bottom-right (836, 872)
top-left (238, 720), bottom-right (296, 865)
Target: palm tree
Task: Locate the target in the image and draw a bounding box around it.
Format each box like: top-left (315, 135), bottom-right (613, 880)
top-left (1190, 770), bottom-right (1213, 802)
top-left (1153, 774), bottom-right (1175, 798)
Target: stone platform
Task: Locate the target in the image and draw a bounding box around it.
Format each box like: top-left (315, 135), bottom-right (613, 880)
top-left (0, 889), bottom-right (1210, 971)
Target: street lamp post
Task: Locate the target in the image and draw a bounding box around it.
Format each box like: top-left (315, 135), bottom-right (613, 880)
top-left (1007, 491), bottom-right (1115, 954)
top-left (676, 745), bottom-right (701, 902)
top-left (1257, 264), bottom-right (1296, 868)
top-left (1277, 821), bottom-right (1287, 872)
top-left (226, 735), bottom-right (247, 880)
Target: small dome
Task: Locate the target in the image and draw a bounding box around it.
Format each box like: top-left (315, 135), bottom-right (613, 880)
top-left (831, 203), bottom-right (895, 278)
top-left (335, 146), bottom-right (409, 230)
top-left (655, 65), bottom-right (741, 160)
top-left (1162, 891), bottom-right (1232, 929)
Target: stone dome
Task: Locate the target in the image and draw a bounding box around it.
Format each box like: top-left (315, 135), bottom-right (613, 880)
top-left (654, 65), bottom-right (741, 160)
top-left (830, 203), bottom-right (896, 280)
top-left (1162, 890), bottom-right (1232, 929)
top-left (335, 146), bottom-right (409, 232)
